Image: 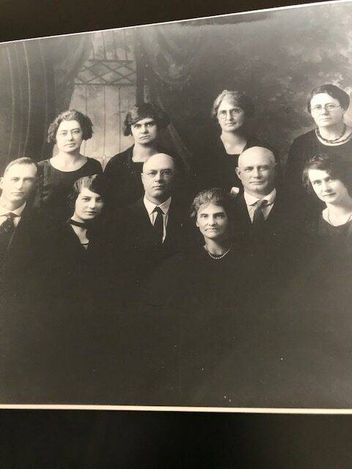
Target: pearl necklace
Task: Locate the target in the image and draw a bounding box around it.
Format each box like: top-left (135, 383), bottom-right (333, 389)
top-left (316, 125), bottom-right (352, 145)
top-left (204, 245), bottom-right (231, 260)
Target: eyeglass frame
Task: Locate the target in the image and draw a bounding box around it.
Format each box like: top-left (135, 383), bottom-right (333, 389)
top-left (310, 103), bottom-right (342, 113)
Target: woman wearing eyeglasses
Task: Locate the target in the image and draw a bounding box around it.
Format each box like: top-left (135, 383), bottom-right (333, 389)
top-left (197, 90), bottom-right (263, 193)
top-left (286, 84), bottom-right (352, 211)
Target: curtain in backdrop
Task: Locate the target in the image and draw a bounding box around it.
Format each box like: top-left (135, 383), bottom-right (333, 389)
top-left (0, 35), bottom-right (91, 170)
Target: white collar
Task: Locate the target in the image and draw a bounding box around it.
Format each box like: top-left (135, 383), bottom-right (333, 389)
top-left (0, 201), bottom-right (26, 217)
top-left (244, 188), bottom-right (277, 207)
top-left (143, 196), bottom-right (172, 215)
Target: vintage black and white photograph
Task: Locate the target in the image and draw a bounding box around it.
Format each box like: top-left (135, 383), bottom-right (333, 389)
top-left (0, 0), bottom-right (352, 410)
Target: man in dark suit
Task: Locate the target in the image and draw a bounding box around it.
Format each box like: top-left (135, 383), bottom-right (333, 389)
top-left (110, 152), bottom-right (188, 308)
top-left (233, 146), bottom-right (303, 282)
top-left (0, 157), bottom-right (51, 304)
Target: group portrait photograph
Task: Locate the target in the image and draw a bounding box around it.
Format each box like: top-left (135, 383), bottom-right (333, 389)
top-left (0, 0), bottom-right (352, 410)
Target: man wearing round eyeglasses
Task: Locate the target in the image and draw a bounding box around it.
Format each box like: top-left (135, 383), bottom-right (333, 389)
top-left (110, 153), bottom-right (188, 309)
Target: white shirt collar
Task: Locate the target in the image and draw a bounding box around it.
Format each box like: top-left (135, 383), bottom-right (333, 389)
top-left (244, 188), bottom-right (277, 207)
top-left (143, 196), bottom-right (172, 215)
top-left (0, 201), bottom-right (26, 217)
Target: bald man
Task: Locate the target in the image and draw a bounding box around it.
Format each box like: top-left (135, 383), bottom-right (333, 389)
top-left (232, 146), bottom-right (305, 281)
top-left (109, 153), bottom-right (188, 308)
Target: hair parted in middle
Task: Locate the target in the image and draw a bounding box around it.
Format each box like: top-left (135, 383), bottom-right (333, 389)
top-left (211, 90), bottom-right (255, 119)
top-left (47, 109), bottom-right (93, 144)
top-left (302, 153), bottom-right (352, 196)
top-left (123, 103), bottom-right (170, 136)
top-left (190, 187), bottom-right (235, 222)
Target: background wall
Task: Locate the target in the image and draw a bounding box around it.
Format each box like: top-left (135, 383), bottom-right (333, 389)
top-left (0, 2), bottom-right (351, 172)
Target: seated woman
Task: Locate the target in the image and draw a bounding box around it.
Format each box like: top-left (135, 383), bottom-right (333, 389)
top-left (50, 173), bottom-right (110, 308)
top-left (37, 109), bottom-right (102, 221)
top-left (287, 84), bottom-right (352, 213)
top-left (269, 154), bottom-right (352, 407)
top-left (104, 102), bottom-right (173, 208)
top-left (40, 174), bottom-right (123, 402)
top-left (196, 90), bottom-right (264, 193)
top-left (303, 154), bottom-right (352, 260)
top-left (138, 189), bottom-right (260, 406)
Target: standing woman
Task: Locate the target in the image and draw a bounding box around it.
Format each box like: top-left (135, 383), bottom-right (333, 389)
top-left (197, 90), bottom-right (262, 192)
top-left (104, 103), bottom-right (171, 208)
top-left (37, 109), bottom-right (102, 221)
top-left (287, 84), bottom-right (352, 209)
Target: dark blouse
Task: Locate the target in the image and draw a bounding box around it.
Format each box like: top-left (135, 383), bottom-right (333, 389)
top-left (287, 129), bottom-right (352, 187)
top-left (104, 145), bottom-right (186, 209)
top-left (104, 146), bottom-right (145, 209)
top-left (37, 158), bottom-right (102, 221)
top-left (317, 214), bottom-right (352, 260)
top-left (286, 129), bottom-right (352, 215)
top-left (49, 220), bottom-right (110, 308)
top-left (194, 135), bottom-right (265, 192)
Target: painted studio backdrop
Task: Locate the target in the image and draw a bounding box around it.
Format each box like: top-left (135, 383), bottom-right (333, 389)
top-left (2, 2), bottom-right (352, 408)
top-left (1, 2), bottom-right (352, 173)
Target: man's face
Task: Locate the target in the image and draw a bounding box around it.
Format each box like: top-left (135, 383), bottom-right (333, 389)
top-left (0, 163), bottom-right (37, 206)
top-left (131, 118), bottom-right (158, 145)
top-left (141, 154), bottom-right (175, 202)
top-left (236, 147), bottom-right (276, 197)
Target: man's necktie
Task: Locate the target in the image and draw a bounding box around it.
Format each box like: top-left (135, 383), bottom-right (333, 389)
top-left (252, 199), bottom-right (268, 226)
top-left (0, 213), bottom-right (16, 260)
top-left (153, 206), bottom-right (164, 244)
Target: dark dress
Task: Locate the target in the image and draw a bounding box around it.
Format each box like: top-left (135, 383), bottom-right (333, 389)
top-left (104, 145), bottom-right (187, 209)
top-left (37, 158), bottom-right (102, 221)
top-left (286, 129), bottom-right (352, 216)
top-left (126, 244), bottom-right (269, 407)
top-left (194, 135), bottom-right (264, 192)
top-left (268, 213), bottom-right (352, 408)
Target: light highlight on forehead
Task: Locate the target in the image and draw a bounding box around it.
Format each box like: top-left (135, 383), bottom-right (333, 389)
top-left (143, 153), bottom-right (175, 171)
top-left (238, 147), bottom-right (275, 168)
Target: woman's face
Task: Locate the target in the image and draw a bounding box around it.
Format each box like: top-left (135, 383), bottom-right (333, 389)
top-left (309, 93), bottom-right (345, 129)
top-left (308, 168), bottom-right (350, 205)
top-left (131, 117), bottom-right (158, 145)
top-left (196, 202), bottom-right (230, 242)
top-left (217, 97), bottom-right (245, 133)
top-left (56, 120), bottom-right (83, 153)
top-left (74, 188), bottom-right (104, 222)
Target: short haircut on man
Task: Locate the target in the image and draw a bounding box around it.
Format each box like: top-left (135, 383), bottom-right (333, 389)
top-left (3, 157), bottom-right (38, 176)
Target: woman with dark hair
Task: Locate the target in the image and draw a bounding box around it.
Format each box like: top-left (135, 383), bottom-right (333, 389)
top-left (50, 174), bottom-right (110, 307)
top-left (41, 174), bottom-right (122, 402)
top-left (104, 102), bottom-right (172, 208)
top-left (287, 84), bottom-right (352, 209)
top-left (37, 109), bottom-right (102, 221)
top-left (303, 154), bottom-right (352, 254)
top-left (197, 90), bottom-right (264, 192)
